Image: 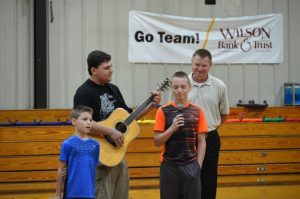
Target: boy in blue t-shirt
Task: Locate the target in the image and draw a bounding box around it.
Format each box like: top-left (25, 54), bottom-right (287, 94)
top-left (55, 105), bottom-right (100, 199)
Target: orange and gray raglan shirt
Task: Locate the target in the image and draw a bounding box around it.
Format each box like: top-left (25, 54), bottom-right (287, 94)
top-left (154, 101), bottom-right (208, 165)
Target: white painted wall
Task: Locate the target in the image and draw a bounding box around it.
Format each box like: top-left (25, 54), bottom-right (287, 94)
top-left (1, 0), bottom-right (300, 109)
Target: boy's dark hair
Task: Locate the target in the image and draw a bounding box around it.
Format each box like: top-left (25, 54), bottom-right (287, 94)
top-left (71, 105), bottom-right (93, 119)
top-left (87, 50), bottom-right (111, 75)
top-left (192, 48), bottom-right (212, 61)
top-left (171, 71), bottom-right (191, 85)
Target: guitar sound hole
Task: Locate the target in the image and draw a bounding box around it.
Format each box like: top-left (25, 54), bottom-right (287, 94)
top-left (115, 122), bottom-right (127, 134)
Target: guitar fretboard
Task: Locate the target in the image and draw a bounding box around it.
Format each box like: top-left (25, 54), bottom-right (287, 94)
top-left (124, 95), bottom-right (154, 125)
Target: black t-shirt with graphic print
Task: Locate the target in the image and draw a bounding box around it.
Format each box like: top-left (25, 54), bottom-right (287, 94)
top-left (73, 79), bottom-right (132, 122)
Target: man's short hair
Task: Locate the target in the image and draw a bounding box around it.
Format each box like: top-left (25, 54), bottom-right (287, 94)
top-left (87, 50), bottom-right (111, 75)
top-left (71, 105), bottom-right (93, 119)
top-left (192, 48), bottom-right (212, 61)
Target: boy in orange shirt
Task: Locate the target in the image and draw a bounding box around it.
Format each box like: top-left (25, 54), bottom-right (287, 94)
top-left (154, 71), bottom-right (208, 199)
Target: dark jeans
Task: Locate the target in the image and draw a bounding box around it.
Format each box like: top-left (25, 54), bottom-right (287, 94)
top-left (160, 160), bottom-right (201, 199)
top-left (201, 129), bottom-right (221, 199)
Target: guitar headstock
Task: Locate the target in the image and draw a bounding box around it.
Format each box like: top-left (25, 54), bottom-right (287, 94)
top-left (157, 78), bottom-right (171, 92)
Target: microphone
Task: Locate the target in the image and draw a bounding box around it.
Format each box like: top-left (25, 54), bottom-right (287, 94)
top-left (177, 104), bottom-right (184, 115)
top-left (177, 104), bottom-right (184, 127)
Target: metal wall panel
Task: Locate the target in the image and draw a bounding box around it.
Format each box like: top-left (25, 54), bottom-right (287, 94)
top-left (0, 0), bottom-right (33, 110)
top-left (46, 0), bottom-right (299, 108)
top-left (289, 0), bottom-right (300, 82)
top-left (49, 0), bottom-right (66, 108)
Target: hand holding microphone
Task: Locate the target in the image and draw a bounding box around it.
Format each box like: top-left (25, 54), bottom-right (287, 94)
top-left (171, 104), bottom-right (184, 131)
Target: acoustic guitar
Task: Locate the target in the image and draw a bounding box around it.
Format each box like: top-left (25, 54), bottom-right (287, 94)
top-left (90, 78), bottom-right (170, 167)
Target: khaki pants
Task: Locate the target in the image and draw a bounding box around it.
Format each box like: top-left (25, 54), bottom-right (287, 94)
top-left (95, 159), bottom-right (129, 199)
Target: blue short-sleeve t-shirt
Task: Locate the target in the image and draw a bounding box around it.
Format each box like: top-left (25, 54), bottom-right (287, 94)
top-left (60, 134), bottom-right (100, 199)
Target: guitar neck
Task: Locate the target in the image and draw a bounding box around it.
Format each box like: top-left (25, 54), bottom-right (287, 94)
top-left (124, 95), bottom-right (154, 125)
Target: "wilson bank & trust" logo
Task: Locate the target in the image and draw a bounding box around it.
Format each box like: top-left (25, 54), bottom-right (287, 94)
top-left (218, 27), bottom-right (272, 52)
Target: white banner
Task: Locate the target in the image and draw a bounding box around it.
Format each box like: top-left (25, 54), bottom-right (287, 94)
top-left (128, 10), bottom-right (283, 64)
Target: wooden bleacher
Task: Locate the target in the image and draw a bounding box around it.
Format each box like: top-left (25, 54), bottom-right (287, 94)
top-left (0, 107), bottom-right (300, 195)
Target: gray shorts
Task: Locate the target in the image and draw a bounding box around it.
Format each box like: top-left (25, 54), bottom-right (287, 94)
top-left (160, 160), bottom-right (201, 199)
